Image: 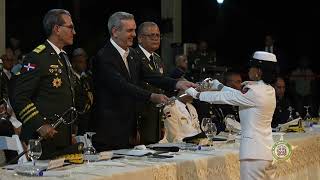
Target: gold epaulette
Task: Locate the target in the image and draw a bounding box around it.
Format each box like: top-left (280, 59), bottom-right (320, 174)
top-left (33, 44), bottom-right (46, 53)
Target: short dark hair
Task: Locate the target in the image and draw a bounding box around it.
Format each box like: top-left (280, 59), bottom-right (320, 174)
top-left (43, 9), bottom-right (71, 37)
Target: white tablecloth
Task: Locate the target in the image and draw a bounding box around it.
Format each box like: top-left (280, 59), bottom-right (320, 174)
top-left (1, 131), bottom-right (319, 180)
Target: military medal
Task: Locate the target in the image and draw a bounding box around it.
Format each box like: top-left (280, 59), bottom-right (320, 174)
top-left (52, 77), bottom-right (62, 88)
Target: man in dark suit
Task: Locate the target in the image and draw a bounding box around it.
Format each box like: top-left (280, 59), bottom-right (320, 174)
top-left (92, 12), bottom-right (196, 151)
top-left (10, 9), bottom-right (76, 159)
top-left (135, 22), bottom-right (166, 144)
top-left (263, 34), bottom-right (288, 75)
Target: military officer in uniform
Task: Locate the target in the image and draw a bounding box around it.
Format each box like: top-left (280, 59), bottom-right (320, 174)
top-left (186, 51), bottom-right (278, 180)
top-left (71, 48), bottom-right (94, 135)
top-left (160, 91), bottom-right (201, 143)
top-left (9, 9), bottom-right (76, 159)
top-left (135, 22), bottom-right (166, 144)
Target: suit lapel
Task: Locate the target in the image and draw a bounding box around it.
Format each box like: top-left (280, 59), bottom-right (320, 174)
top-left (127, 52), bottom-right (136, 81)
top-left (136, 47), bottom-right (156, 72)
top-left (107, 41), bottom-right (131, 80)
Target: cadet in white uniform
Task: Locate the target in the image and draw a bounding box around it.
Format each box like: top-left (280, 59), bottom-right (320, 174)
top-left (186, 51), bottom-right (277, 180)
top-left (160, 93), bottom-right (201, 143)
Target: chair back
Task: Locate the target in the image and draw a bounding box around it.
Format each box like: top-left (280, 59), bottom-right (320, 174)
top-left (0, 135), bottom-right (27, 164)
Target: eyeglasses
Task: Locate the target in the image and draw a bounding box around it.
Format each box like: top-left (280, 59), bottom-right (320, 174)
top-left (142, 33), bottom-right (162, 39)
top-left (59, 24), bottom-right (75, 32)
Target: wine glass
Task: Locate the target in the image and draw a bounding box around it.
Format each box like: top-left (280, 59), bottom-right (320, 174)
top-left (27, 139), bottom-right (42, 167)
top-left (304, 106), bottom-right (311, 120)
top-left (223, 114), bottom-right (236, 135)
top-left (205, 123), bottom-right (217, 146)
top-left (83, 132), bottom-right (97, 164)
top-left (287, 106), bottom-right (294, 122)
top-left (201, 118), bottom-right (217, 148)
top-left (303, 106), bottom-right (312, 127)
top-left (201, 118), bottom-right (211, 132)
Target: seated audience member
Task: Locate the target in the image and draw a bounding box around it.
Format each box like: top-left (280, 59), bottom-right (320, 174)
top-left (289, 56), bottom-right (316, 116)
top-left (0, 55), bottom-right (22, 136)
top-left (170, 54), bottom-right (192, 81)
top-left (218, 72), bottom-right (242, 122)
top-left (272, 77), bottom-right (297, 128)
top-left (160, 91), bottom-right (201, 143)
top-left (0, 100), bottom-right (18, 164)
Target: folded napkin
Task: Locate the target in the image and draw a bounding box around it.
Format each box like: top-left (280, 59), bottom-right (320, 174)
top-left (225, 117), bottom-right (241, 133)
top-left (277, 118), bottom-right (301, 132)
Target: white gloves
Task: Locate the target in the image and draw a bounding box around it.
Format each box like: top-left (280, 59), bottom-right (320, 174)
top-left (203, 78), bottom-right (223, 90)
top-left (211, 79), bottom-right (223, 90)
top-left (185, 87), bottom-right (199, 99)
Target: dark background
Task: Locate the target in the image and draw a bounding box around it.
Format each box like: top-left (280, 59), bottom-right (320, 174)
top-left (6, 0), bottom-right (320, 72)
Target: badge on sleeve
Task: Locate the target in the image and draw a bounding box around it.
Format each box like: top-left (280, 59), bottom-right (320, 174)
top-left (52, 77), bottom-right (62, 88)
top-left (20, 63), bottom-right (37, 73)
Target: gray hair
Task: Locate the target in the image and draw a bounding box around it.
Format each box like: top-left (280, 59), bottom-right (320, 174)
top-left (107, 12), bottom-right (134, 36)
top-left (137, 21), bottom-right (158, 36)
top-left (175, 54), bottom-right (187, 65)
top-left (43, 9), bottom-right (71, 37)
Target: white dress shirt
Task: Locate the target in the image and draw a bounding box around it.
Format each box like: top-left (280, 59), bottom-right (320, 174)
top-left (110, 38), bottom-right (130, 74)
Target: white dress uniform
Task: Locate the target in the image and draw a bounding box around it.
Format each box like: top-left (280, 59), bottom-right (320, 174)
top-left (199, 81), bottom-right (276, 180)
top-left (160, 100), bottom-right (201, 143)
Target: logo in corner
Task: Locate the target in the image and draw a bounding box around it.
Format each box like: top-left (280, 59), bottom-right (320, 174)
top-left (272, 135), bottom-right (293, 163)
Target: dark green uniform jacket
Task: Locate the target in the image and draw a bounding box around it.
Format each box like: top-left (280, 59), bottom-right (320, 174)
top-left (9, 41), bottom-right (74, 159)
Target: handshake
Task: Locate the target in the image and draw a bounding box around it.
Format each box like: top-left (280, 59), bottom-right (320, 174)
top-left (185, 78), bottom-right (224, 99)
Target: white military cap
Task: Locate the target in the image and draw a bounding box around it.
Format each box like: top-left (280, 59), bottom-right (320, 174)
top-left (252, 51), bottom-right (277, 62)
top-left (249, 51), bottom-right (277, 68)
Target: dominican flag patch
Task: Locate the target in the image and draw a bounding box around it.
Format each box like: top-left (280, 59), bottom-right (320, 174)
top-left (21, 63), bottom-right (37, 73)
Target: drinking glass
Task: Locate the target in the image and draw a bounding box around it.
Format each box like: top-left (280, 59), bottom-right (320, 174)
top-left (287, 106), bottom-right (294, 122)
top-left (303, 106), bottom-right (312, 127)
top-left (83, 132), bottom-right (97, 164)
top-left (201, 118), bottom-right (217, 148)
top-left (304, 106), bottom-right (311, 120)
top-left (224, 114), bottom-right (236, 135)
top-left (27, 139), bottom-right (42, 166)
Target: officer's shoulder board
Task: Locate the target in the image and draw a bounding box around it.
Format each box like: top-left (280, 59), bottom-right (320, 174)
top-left (32, 44), bottom-right (46, 54)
